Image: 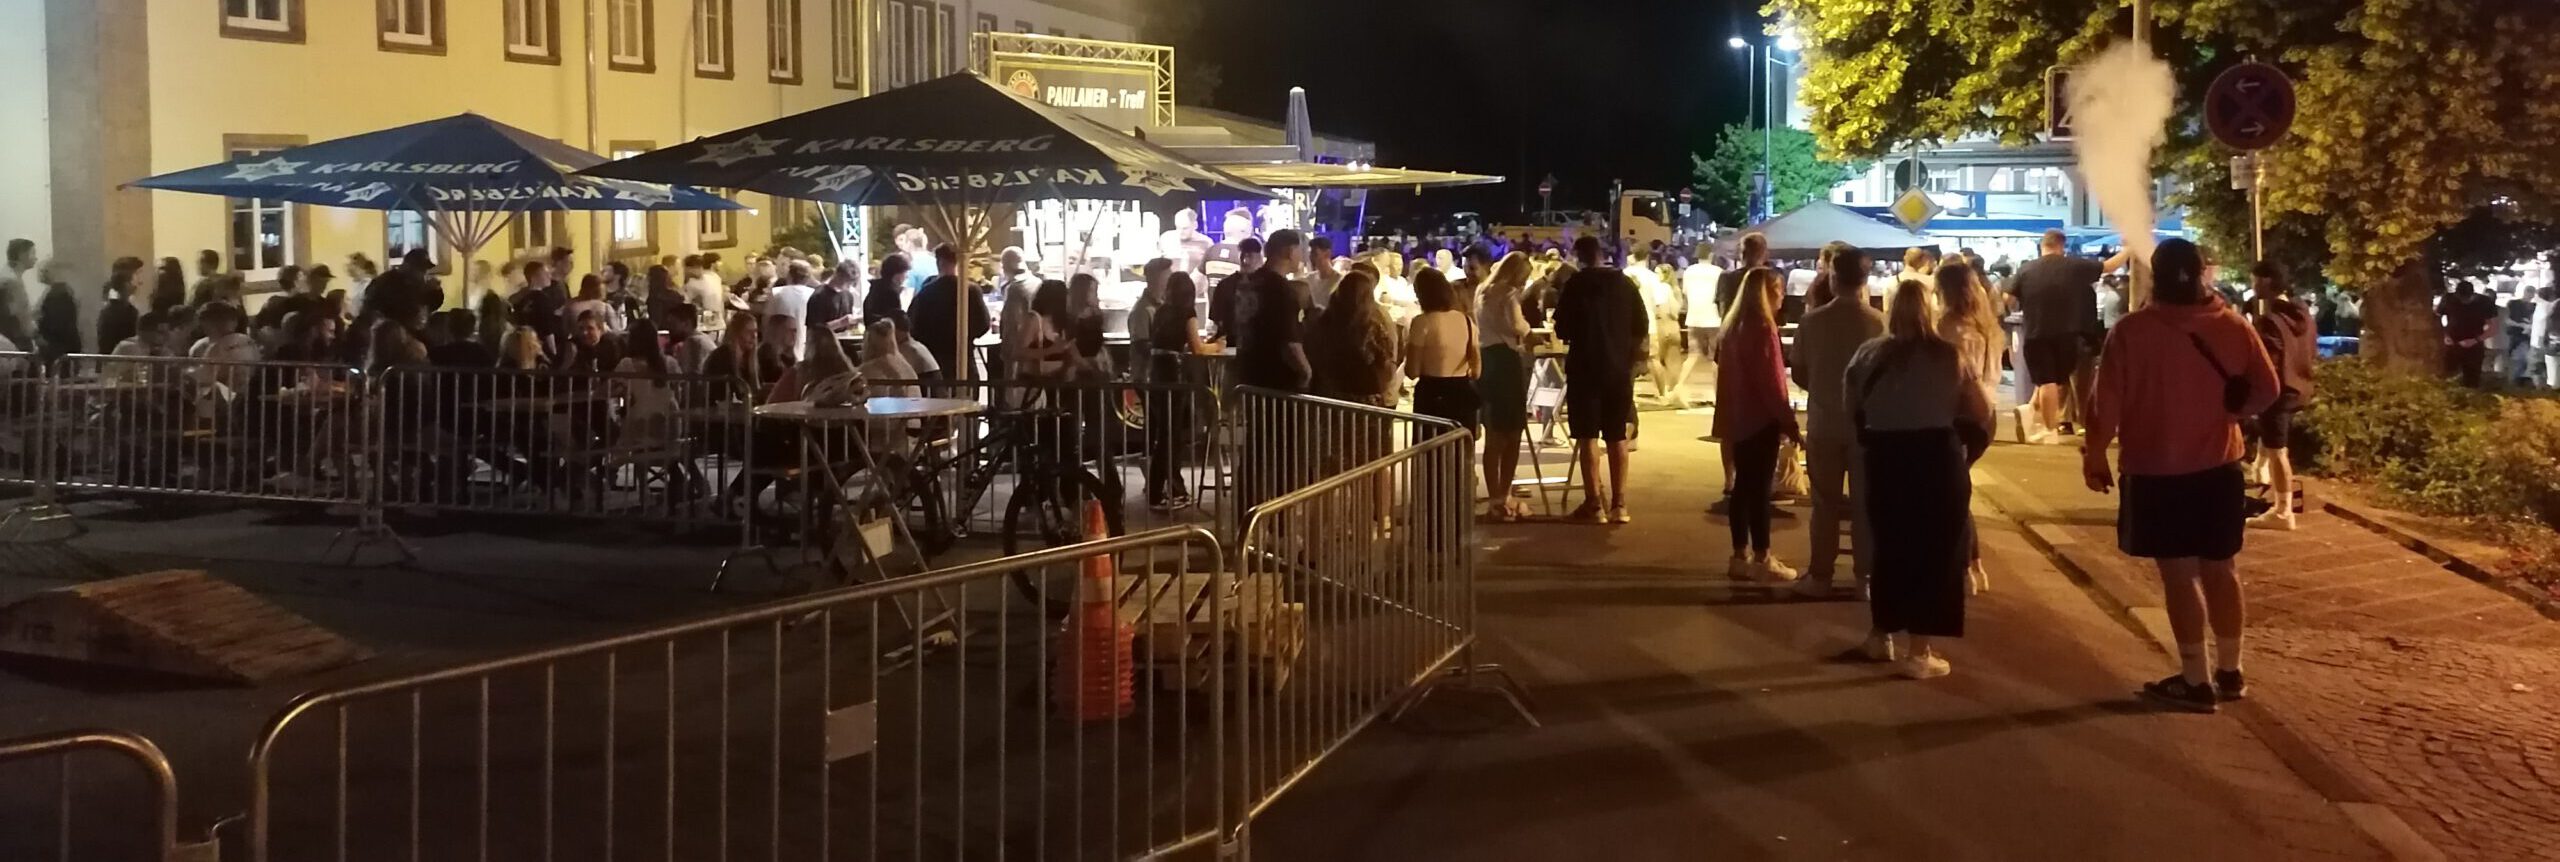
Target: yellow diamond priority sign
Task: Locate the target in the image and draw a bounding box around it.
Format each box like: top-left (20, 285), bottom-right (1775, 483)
top-left (1891, 188), bottom-right (1943, 231)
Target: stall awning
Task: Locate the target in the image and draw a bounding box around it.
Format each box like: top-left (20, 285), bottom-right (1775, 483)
top-left (1215, 162), bottom-right (1503, 190)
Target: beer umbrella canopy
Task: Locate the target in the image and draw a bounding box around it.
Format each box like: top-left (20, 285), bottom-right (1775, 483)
top-left (575, 73), bottom-right (1274, 206)
top-left (129, 113), bottom-right (740, 263)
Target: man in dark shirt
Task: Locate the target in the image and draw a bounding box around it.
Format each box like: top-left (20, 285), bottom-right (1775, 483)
top-left (1551, 235), bottom-right (1648, 522)
top-left (1233, 230), bottom-right (1309, 392)
top-left (1207, 237), bottom-right (1263, 340)
top-left (864, 253), bottom-right (911, 330)
top-left (2437, 280), bottom-right (2498, 389)
top-left (2007, 229), bottom-right (2125, 441)
top-left (1715, 232), bottom-right (1768, 321)
top-left (2248, 262), bottom-right (2319, 529)
top-left (907, 244), bottom-right (991, 380)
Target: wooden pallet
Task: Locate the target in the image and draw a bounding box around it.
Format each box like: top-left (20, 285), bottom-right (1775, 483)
top-left (1109, 572), bottom-right (1307, 692)
top-left (0, 570), bottom-right (373, 684)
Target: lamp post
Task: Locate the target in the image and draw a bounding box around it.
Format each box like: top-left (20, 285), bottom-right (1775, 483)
top-left (1731, 33), bottom-right (1800, 223)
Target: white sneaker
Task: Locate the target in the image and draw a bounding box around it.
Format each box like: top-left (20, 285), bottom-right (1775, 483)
top-left (1900, 653), bottom-right (1952, 680)
top-left (1758, 557), bottom-right (1800, 583)
top-left (1790, 576), bottom-right (1837, 599)
top-left (2250, 510), bottom-right (2298, 532)
top-left (1726, 555), bottom-right (1759, 581)
top-left (1968, 560), bottom-right (1991, 595)
top-left (2012, 405), bottom-right (2038, 443)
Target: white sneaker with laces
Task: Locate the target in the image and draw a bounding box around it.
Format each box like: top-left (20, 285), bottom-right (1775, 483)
top-left (2250, 510), bottom-right (2298, 532)
top-left (1900, 653), bottom-right (1952, 680)
top-left (1726, 555), bottom-right (1759, 581)
top-left (1860, 633), bottom-right (1896, 663)
top-left (1758, 557), bottom-right (1800, 583)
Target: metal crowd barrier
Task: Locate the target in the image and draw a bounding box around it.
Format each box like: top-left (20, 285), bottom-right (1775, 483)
top-left (1226, 389), bottom-right (1534, 842)
top-left (0, 729), bottom-right (195, 861)
top-left (245, 526), bottom-right (1230, 862)
top-left (0, 351), bottom-right (47, 503)
top-left (45, 354), bottom-right (369, 506)
top-left (370, 366), bottom-right (756, 531)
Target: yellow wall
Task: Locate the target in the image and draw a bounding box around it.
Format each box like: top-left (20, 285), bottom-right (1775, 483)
top-left (145, 0), bottom-right (866, 281)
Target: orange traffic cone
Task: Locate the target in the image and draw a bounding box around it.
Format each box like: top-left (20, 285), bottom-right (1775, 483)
top-left (1055, 500), bottom-right (1133, 721)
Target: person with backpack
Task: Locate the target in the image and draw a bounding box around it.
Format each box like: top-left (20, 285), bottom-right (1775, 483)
top-left (2246, 262), bottom-right (2318, 531)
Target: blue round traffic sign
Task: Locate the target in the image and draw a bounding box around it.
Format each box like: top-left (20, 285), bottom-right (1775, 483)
top-left (2206, 62), bottom-right (2296, 151)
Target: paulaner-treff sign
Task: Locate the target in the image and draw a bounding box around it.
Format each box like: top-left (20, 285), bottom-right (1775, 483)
top-left (987, 56), bottom-right (1158, 132)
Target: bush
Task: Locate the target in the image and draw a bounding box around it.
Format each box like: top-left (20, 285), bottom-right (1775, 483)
top-left (2301, 357), bottom-right (2560, 532)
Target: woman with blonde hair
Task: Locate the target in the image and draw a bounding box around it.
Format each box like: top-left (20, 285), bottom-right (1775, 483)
top-left (1714, 267), bottom-right (1802, 581)
top-left (498, 326), bottom-right (546, 371)
top-left (1844, 279), bottom-right (1994, 679)
top-left (1936, 262), bottom-right (2006, 592)
top-left (1475, 252), bottom-right (1536, 520)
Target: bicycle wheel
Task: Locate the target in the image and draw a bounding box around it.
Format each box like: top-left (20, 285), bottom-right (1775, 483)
top-left (1004, 467), bottom-right (1126, 616)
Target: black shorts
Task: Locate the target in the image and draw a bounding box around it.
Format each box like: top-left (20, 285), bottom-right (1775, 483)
top-left (2023, 336), bottom-right (2085, 388)
top-left (2256, 408), bottom-right (2298, 451)
top-left (1564, 371), bottom-right (1634, 441)
top-left (2119, 462), bottom-right (2247, 561)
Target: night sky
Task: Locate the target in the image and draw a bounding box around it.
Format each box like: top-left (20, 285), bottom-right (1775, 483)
top-left (1188, 0), bottom-right (1764, 218)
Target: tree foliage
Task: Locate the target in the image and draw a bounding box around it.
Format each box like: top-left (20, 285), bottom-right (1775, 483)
top-left (1768, 0), bottom-right (2560, 371)
top-left (1690, 123), bottom-right (1864, 227)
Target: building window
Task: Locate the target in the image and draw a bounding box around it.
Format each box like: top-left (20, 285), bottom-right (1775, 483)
top-left (221, 0), bottom-right (304, 42)
top-left (699, 192), bottom-right (738, 249)
top-left (1014, 19), bottom-right (1031, 33)
top-left (882, 2), bottom-right (905, 88)
top-left (509, 212), bottom-right (568, 260)
top-left (503, 0), bottom-right (559, 63)
top-left (695, 0), bottom-right (733, 79)
top-left (830, 0), bottom-right (861, 89)
top-left (767, 0), bottom-right (800, 84)
top-left (1047, 27), bottom-right (1064, 37)
top-left (608, 0), bottom-right (654, 72)
top-left (609, 143), bottom-right (659, 254)
top-left (910, 2), bottom-right (932, 79)
top-left (385, 210), bottom-right (432, 263)
top-left (972, 12), bottom-right (995, 70)
top-left (378, 0), bottom-right (444, 53)
top-left (936, 5), bottom-right (956, 76)
top-left (222, 134), bottom-right (308, 283)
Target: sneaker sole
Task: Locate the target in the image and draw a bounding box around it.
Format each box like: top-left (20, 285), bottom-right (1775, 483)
top-left (2139, 687), bottom-right (2220, 714)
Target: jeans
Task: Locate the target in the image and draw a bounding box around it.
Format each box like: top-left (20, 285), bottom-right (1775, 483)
top-left (1728, 427), bottom-right (1782, 556)
top-left (1804, 435), bottom-right (1872, 584)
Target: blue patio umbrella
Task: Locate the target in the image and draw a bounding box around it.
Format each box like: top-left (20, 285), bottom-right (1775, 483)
top-left (130, 113), bottom-right (741, 269)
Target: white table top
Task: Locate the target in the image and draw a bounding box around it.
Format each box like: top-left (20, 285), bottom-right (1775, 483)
top-left (755, 397), bottom-right (983, 422)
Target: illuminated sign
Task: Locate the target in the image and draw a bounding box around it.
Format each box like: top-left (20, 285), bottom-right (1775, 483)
top-left (985, 55), bottom-right (1158, 132)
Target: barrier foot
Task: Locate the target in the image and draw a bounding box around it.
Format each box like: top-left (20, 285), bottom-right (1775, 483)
top-left (1390, 662), bottom-right (1541, 729)
top-left (708, 544), bottom-right (785, 593)
top-left (324, 509), bottom-right (418, 567)
top-left (0, 500), bottom-right (79, 543)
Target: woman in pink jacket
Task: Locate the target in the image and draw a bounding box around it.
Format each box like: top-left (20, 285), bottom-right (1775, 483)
top-left (2083, 239), bottom-right (2280, 714)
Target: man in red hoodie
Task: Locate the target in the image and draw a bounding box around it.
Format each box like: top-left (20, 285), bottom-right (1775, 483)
top-left (2084, 239), bottom-right (2281, 714)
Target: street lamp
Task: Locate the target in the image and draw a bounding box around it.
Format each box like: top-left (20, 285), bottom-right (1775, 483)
top-left (1731, 33), bottom-right (1799, 222)
top-left (1727, 36), bottom-right (1748, 49)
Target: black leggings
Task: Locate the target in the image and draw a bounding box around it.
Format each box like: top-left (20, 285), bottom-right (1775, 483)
top-left (1728, 427), bottom-right (1781, 555)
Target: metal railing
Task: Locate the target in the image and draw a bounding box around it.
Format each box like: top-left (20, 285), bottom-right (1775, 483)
top-left (1, 351), bottom-right (47, 498)
top-left (245, 526), bottom-right (1231, 862)
top-left (0, 729), bottom-right (191, 861)
top-left (42, 355), bottom-right (369, 506)
top-left (370, 365), bottom-right (756, 528)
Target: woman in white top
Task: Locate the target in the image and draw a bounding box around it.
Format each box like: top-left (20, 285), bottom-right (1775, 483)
top-left (1474, 252), bottom-right (1535, 521)
top-left (610, 326), bottom-right (681, 449)
top-left (1402, 268), bottom-right (1479, 439)
top-left (564, 274), bottom-right (624, 335)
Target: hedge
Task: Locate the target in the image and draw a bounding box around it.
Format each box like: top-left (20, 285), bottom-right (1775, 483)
top-left (2299, 358), bottom-right (2560, 534)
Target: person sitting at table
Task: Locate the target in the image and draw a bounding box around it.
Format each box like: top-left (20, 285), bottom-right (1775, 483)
top-left (187, 302), bottom-right (259, 395)
top-left (499, 326), bottom-right (547, 371)
top-left (425, 310), bottom-right (496, 368)
top-left (610, 321), bottom-right (697, 505)
top-left (758, 313), bottom-right (802, 380)
top-left (701, 310), bottom-right (776, 404)
top-left (564, 274), bottom-right (623, 336)
top-left (108, 311), bottom-right (177, 384)
top-left (269, 311), bottom-right (341, 364)
top-left (860, 319), bottom-right (923, 400)
top-left (661, 303), bottom-right (717, 376)
top-left (768, 325), bottom-right (862, 405)
top-left (556, 310), bottom-right (623, 377)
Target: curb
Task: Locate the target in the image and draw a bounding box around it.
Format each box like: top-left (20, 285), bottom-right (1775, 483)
top-left (1971, 468), bottom-right (2444, 862)
top-left (2320, 498), bottom-right (2560, 625)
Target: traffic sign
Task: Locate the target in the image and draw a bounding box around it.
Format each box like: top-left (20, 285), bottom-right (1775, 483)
top-left (2045, 66), bottom-right (2077, 139)
top-left (1893, 158), bottom-right (1930, 191)
top-left (1537, 174), bottom-right (1555, 197)
top-left (1890, 188), bottom-right (1943, 231)
top-left (2205, 62), bottom-right (2296, 151)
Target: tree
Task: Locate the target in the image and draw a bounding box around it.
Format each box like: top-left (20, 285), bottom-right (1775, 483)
top-left (1690, 123), bottom-right (1862, 227)
top-left (1765, 0), bottom-right (2560, 373)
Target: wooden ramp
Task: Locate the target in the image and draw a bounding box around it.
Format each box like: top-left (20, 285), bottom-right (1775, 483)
top-left (0, 570), bottom-right (372, 684)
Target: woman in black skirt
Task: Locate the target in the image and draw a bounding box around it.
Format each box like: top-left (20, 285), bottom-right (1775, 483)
top-left (1402, 268), bottom-right (1480, 440)
top-left (1844, 280), bottom-right (1995, 680)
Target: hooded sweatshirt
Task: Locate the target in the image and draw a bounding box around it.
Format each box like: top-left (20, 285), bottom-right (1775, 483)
top-left (2086, 295), bottom-right (2281, 477)
top-left (2253, 295), bottom-right (2318, 408)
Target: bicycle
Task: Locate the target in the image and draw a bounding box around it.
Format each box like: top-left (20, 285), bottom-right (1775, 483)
top-left (883, 394), bottom-right (1127, 616)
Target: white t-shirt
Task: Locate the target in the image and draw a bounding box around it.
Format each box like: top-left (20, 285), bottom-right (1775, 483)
top-left (766, 282), bottom-right (815, 360)
top-left (188, 332), bottom-right (262, 390)
top-left (563, 299), bottom-right (620, 333)
top-left (1682, 263), bottom-right (1725, 329)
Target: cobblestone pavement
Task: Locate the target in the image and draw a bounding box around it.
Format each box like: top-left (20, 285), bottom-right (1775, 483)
top-left (1979, 439), bottom-right (2560, 861)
